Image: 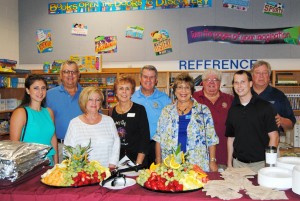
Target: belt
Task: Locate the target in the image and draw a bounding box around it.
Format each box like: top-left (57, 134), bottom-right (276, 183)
top-left (234, 157), bottom-right (262, 164)
top-left (57, 139), bottom-right (64, 143)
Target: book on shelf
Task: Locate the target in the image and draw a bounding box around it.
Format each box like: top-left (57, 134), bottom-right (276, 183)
top-left (194, 75), bottom-right (202, 86)
top-left (0, 59), bottom-right (17, 64)
top-left (286, 94), bottom-right (300, 110)
top-left (276, 72), bottom-right (298, 85)
top-left (14, 69), bottom-right (31, 74)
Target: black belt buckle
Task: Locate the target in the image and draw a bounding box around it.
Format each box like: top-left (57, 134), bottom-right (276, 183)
top-left (57, 139), bottom-right (64, 143)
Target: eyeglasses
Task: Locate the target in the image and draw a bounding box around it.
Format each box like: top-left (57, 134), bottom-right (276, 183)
top-left (204, 78), bottom-right (220, 83)
top-left (176, 86), bottom-right (191, 91)
top-left (62, 70), bottom-right (79, 75)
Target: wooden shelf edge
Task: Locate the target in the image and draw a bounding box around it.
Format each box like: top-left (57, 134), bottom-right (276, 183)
top-left (294, 110), bottom-right (300, 116)
top-left (0, 110), bottom-right (14, 114)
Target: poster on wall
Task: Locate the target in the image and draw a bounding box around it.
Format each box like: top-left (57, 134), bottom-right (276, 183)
top-left (95, 36), bottom-right (117, 54)
top-left (71, 23), bottom-right (88, 35)
top-left (48, 0), bottom-right (212, 14)
top-left (70, 55), bottom-right (102, 72)
top-left (36, 29), bottom-right (53, 53)
top-left (222, 0), bottom-right (250, 11)
top-left (263, 2), bottom-right (284, 17)
top-left (151, 30), bottom-right (172, 56)
top-left (125, 26), bottom-right (144, 40)
top-left (187, 26), bottom-right (300, 45)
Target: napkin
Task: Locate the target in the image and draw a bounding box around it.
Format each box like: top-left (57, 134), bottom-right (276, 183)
top-left (203, 167), bottom-right (288, 200)
top-left (117, 156), bottom-right (135, 169)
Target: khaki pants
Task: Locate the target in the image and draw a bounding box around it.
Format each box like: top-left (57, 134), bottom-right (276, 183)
top-left (233, 158), bottom-right (265, 173)
top-left (58, 142), bottom-right (64, 163)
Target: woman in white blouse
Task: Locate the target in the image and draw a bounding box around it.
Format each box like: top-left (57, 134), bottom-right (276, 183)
top-left (64, 87), bottom-right (120, 170)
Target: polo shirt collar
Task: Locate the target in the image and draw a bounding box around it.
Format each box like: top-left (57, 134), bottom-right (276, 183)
top-left (251, 85), bottom-right (272, 96)
top-left (59, 83), bottom-right (82, 93)
top-left (234, 93), bottom-right (258, 106)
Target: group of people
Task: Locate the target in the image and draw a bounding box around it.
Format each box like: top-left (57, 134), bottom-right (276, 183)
top-left (9, 60), bottom-right (296, 173)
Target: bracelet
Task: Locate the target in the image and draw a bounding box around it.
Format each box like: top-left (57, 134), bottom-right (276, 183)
top-left (210, 158), bottom-right (217, 162)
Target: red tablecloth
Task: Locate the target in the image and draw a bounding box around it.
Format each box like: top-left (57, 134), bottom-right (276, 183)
top-left (1, 167), bottom-right (300, 201)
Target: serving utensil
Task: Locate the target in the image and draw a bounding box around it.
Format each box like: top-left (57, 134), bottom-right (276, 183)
top-left (101, 164), bottom-right (144, 187)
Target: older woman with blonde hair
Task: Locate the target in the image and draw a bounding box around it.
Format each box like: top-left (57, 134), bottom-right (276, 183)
top-left (64, 87), bottom-right (120, 170)
top-left (153, 73), bottom-right (219, 172)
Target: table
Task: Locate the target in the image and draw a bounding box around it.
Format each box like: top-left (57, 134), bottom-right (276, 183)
top-left (1, 167), bottom-right (300, 201)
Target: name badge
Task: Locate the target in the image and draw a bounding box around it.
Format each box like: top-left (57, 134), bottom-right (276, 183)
top-left (185, 115), bottom-right (191, 119)
top-left (127, 113), bottom-right (135, 117)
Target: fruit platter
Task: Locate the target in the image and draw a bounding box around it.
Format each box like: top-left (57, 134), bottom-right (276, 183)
top-left (136, 146), bottom-right (209, 192)
top-left (41, 141), bottom-right (111, 187)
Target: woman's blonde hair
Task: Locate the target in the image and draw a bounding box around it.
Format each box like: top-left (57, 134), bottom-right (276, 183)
top-left (79, 87), bottom-right (104, 113)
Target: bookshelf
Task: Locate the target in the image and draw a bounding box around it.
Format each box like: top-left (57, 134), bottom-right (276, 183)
top-left (0, 72), bottom-right (28, 140)
top-left (272, 70), bottom-right (300, 116)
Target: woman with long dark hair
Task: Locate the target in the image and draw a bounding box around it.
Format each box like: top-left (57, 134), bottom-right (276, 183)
top-left (10, 74), bottom-right (58, 165)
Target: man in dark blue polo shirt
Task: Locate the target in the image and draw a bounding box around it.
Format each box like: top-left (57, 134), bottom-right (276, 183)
top-left (251, 60), bottom-right (296, 133)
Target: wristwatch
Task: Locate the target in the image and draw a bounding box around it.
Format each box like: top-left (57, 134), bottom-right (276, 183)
top-left (210, 158), bottom-right (217, 162)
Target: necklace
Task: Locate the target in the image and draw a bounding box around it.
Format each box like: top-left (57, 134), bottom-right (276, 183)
top-left (117, 102), bottom-right (133, 114)
top-left (177, 101), bottom-right (192, 115)
top-left (177, 107), bottom-right (188, 115)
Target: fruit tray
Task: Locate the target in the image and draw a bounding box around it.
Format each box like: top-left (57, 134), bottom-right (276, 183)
top-left (40, 179), bottom-right (99, 188)
top-left (139, 183), bottom-right (202, 193)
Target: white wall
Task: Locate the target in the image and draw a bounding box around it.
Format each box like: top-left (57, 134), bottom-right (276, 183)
top-left (0, 0), bottom-right (19, 62)
top-left (18, 0), bottom-right (300, 66)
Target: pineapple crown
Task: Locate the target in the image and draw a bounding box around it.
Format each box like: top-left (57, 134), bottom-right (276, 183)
top-left (172, 144), bottom-right (189, 164)
top-left (64, 139), bottom-right (92, 167)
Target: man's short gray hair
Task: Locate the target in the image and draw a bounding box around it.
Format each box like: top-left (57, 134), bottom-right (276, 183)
top-left (251, 60), bottom-right (272, 76)
top-left (140, 65), bottom-right (158, 77)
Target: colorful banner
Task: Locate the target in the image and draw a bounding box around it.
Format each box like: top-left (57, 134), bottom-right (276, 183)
top-left (71, 23), bottom-right (88, 36)
top-left (48, 0), bottom-right (212, 14)
top-left (126, 26), bottom-right (144, 39)
top-left (36, 29), bottom-right (53, 53)
top-left (187, 26), bottom-right (300, 45)
top-left (151, 30), bottom-right (172, 56)
top-left (263, 2), bottom-right (284, 17)
top-left (95, 36), bottom-right (117, 54)
top-left (222, 0), bottom-right (250, 11)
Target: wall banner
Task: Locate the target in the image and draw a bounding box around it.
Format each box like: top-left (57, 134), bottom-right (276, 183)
top-left (187, 26), bottom-right (300, 45)
top-left (48, 0), bottom-right (212, 14)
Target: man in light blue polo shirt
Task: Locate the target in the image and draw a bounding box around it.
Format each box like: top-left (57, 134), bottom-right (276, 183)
top-left (46, 60), bottom-right (83, 162)
top-left (131, 65), bottom-right (171, 167)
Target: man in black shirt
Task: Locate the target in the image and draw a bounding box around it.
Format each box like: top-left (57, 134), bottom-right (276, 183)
top-left (226, 70), bottom-right (279, 173)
